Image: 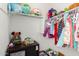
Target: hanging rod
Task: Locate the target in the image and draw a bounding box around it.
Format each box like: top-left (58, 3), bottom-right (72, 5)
top-left (51, 6), bottom-right (79, 22)
top-left (51, 7), bottom-right (79, 23)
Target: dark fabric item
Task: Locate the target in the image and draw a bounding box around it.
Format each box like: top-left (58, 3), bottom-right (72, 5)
top-left (62, 44), bottom-right (67, 47)
top-left (54, 22), bottom-right (58, 45)
top-left (58, 19), bottom-right (65, 39)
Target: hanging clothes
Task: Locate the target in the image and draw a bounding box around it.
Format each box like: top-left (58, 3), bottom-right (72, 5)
top-left (63, 13), bottom-right (70, 46)
top-left (71, 17), bottom-right (76, 48)
top-left (54, 22), bottom-right (58, 45)
top-left (67, 16), bottom-right (73, 48)
top-left (58, 19), bottom-right (65, 39)
top-left (43, 20), bottom-right (50, 37)
top-left (74, 13), bottom-right (79, 42)
top-left (71, 14), bottom-right (78, 48)
top-left (75, 18), bottom-right (79, 51)
top-left (57, 21), bottom-right (70, 47)
top-left (74, 13), bottom-right (79, 51)
top-left (43, 19), bottom-right (53, 38)
top-left (63, 20), bottom-right (70, 45)
top-left (64, 12), bottom-right (69, 26)
top-left (57, 28), bottom-right (65, 47)
top-left (57, 12), bottom-right (69, 47)
top-left (74, 23), bottom-right (78, 48)
top-left (50, 21), bottom-right (54, 35)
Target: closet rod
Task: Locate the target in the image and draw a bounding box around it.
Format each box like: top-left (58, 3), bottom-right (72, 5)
top-left (51, 6), bottom-right (79, 21)
top-left (0, 8), bottom-right (7, 14)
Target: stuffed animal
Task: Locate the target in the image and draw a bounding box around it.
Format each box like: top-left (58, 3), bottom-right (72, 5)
top-left (31, 8), bottom-right (41, 16)
top-left (10, 32), bottom-right (21, 46)
top-left (21, 4), bottom-right (31, 14)
top-left (7, 3), bottom-right (22, 13)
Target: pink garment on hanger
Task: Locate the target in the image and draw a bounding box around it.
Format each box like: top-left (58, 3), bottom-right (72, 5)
top-left (67, 17), bottom-right (73, 48)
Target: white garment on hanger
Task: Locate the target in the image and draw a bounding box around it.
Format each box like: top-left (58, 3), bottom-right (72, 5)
top-left (63, 20), bottom-right (70, 45)
top-left (74, 13), bottom-right (79, 52)
top-left (74, 13), bottom-right (79, 42)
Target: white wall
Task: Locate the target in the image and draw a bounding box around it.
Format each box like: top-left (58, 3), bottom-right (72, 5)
top-left (0, 3), bottom-right (9, 56)
top-left (9, 3), bottom-right (79, 56)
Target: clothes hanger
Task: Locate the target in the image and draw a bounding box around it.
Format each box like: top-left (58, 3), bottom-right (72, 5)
top-left (51, 6), bottom-right (79, 25)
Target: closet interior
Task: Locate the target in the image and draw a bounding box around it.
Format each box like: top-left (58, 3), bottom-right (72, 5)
top-left (0, 3), bottom-right (79, 56)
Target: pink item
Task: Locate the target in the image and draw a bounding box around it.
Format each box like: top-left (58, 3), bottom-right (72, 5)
top-left (75, 18), bottom-right (79, 42)
top-left (67, 17), bottom-right (73, 48)
top-left (74, 23), bottom-right (76, 30)
top-left (8, 43), bottom-right (14, 47)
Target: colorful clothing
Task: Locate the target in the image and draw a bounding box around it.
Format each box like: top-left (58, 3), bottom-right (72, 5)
top-left (75, 19), bottom-right (79, 51)
top-left (74, 13), bottom-right (79, 42)
top-left (58, 19), bottom-right (64, 39)
top-left (74, 13), bottom-right (79, 49)
top-left (57, 20), bottom-right (70, 47)
top-left (75, 15), bottom-right (79, 51)
top-left (67, 16), bottom-right (73, 48)
top-left (50, 22), bottom-right (54, 35)
top-left (57, 12), bottom-right (69, 47)
top-left (71, 15), bottom-right (77, 48)
top-left (54, 22), bottom-right (58, 45)
top-left (57, 28), bottom-right (65, 47)
top-left (43, 20), bottom-right (53, 38)
top-left (63, 20), bottom-right (70, 45)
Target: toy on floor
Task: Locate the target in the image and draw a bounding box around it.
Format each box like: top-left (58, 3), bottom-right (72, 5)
top-left (40, 48), bottom-right (64, 56)
top-left (46, 48), bottom-right (52, 52)
top-left (46, 48), bottom-right (64, 56)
